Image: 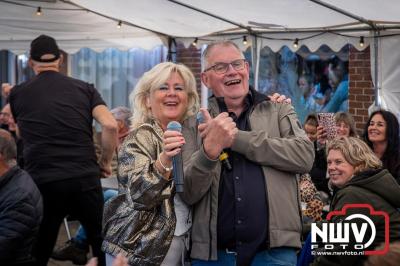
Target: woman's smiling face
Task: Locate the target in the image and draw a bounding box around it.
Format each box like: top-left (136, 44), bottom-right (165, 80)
top-left (327, 149), bottom-right (355, 188)
top-left (368, 113), bottom-right (387, 144)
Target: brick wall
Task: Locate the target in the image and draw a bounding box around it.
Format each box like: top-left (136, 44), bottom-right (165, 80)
top-left (348, 46), bottom-right (374, 134)
top-left (175, 43), bottom-right (202, 92)
top-left (176, 43), bottom-right (374, 134)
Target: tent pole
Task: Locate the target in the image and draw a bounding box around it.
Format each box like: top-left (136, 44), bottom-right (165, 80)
top-left (310, 0), bottom-right (382, 108)
top-left (167, 37), bottom-right (176, 62)
top-left (252, 35), bottom-right (260, 91)
top-left (373, 30), bottom-right (380, 107)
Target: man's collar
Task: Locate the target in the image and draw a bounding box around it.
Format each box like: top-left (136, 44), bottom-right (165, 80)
top-left (211, 85), bottom-right (267, 112)
top-left (249, 86), bottom-right (270, 105)
top-left (0, 165), bottom-right (19, 187)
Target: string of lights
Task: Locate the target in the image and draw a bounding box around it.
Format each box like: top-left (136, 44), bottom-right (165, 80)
top-left (0, 0), bottom-right (84, 11)
top-left (189, 30), bottom-right (377, 48)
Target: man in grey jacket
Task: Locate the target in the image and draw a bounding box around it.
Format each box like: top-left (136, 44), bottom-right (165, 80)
top-left (182, 41), bottom-right (314, 266)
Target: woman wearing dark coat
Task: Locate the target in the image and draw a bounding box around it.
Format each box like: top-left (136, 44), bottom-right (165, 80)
top-left (313, 137), bottom-right (400, 266)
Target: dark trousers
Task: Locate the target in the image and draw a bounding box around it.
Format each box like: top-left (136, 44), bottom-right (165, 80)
top-left (33, 177), bottom-right (105, 266)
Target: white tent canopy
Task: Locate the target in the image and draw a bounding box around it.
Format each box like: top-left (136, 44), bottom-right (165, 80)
top-left (70, 0), bottom-right (400, 51)
top-left (2, 0), bottom-right (400, 53)
top-left (1, 0), bottom-right (400, 114)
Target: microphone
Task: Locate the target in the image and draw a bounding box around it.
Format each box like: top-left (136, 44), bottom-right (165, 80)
top-left (167, 121), bottom-right (184, 193)
top-left (196, 112), bottom-right (232, 171)
top-left (219, 151), bottom-right (232, 171)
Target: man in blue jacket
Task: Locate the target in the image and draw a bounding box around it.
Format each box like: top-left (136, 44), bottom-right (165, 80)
top-left (0, 129), bottom-right (43, 265)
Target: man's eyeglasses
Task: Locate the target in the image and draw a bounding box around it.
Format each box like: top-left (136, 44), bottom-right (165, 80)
top-left (204, 59), bottom-right (246, 74)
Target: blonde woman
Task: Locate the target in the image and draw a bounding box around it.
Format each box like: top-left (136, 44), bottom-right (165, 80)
top-left (102, 62), bottom-right (199, 266)
top-left (313, 137), bottom-right (400, 266)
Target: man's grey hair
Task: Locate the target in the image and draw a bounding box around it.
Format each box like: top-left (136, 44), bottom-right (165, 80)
top-left (0, 129), bottom-right (16, 166)
top-left (1, 83), bottom-right (11, 89)
top-left (110, 106), bottom-right (132, 127)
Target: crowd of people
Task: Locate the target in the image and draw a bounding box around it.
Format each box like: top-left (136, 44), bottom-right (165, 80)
top-left (0, 34), bottom-right (399, 266)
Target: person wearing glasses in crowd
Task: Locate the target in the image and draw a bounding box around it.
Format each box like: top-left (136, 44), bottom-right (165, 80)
top-left (181, 41), bottom-right (314, 266)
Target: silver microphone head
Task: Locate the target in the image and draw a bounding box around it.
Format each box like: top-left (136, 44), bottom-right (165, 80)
top-left (167, 121), bottom-right (182, 132)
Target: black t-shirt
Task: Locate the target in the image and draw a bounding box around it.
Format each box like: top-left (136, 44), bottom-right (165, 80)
top-left (9, 71), bottom-right (105, 184)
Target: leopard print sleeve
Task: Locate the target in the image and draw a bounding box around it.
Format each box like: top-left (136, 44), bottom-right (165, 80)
top-left (299, 173), bottom-right (324, 221)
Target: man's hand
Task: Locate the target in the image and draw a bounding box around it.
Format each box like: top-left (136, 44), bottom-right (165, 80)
top-left (268, 93), bottom-right (292, 104)
top-left (197, 108), bottom-right (212, 138)
top-left (198, 109), bottom-right (237, 159)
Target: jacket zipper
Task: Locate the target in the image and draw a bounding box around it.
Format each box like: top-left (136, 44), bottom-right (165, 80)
top-left (247, 105), bottom-right (271, 249)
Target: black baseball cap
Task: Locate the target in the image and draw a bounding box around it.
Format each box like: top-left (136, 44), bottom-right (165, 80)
top-left (30, 35), bottom-right (60, 62)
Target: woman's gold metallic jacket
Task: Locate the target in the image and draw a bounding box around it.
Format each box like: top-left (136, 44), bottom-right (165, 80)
top-left (102, 121), bottom-right (176, 266)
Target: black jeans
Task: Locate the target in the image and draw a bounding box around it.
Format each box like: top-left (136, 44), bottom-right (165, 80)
top-left (33, 177), bottom-right (105, 266)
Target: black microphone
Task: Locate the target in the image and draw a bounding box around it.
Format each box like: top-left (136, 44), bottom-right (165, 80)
top-left (196, 112), bottom-right (232, 171)
top-left (167, 121), bottom-right (184, 193)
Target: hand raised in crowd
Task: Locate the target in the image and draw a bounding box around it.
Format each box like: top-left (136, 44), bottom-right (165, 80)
top-left (316, 125), bottom-right (328, 146)
top-left (198, 108), bottom-right (238, 159)
top-left (268, 92), bottom-right (292, 104)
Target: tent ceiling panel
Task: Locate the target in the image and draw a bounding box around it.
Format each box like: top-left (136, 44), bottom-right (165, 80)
top-left (0, 0), bottom-right (166, 53)
top-left (72, 0), bottom-right (400, 36)
top-left (175, 0), bottom-right (356, 30)
top-left (71, 0), bottom-right (234, 37)
top-left (323, 0), bottom-right (400, 23)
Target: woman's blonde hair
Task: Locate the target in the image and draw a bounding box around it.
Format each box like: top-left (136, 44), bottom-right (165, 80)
top-left (129, 62), bottom-right (199, 129)
top-left (327, 137), bottom-right (382, 174)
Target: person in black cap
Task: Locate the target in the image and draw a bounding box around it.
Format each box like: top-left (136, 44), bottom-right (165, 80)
top-left (9, 35), bottom-right (118, 266)
top-left (29, 35), bottom-right (61, 63)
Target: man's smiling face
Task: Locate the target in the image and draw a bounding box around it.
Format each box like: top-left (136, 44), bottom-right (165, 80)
top-left (201, 44), bottom-right (250, 107)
